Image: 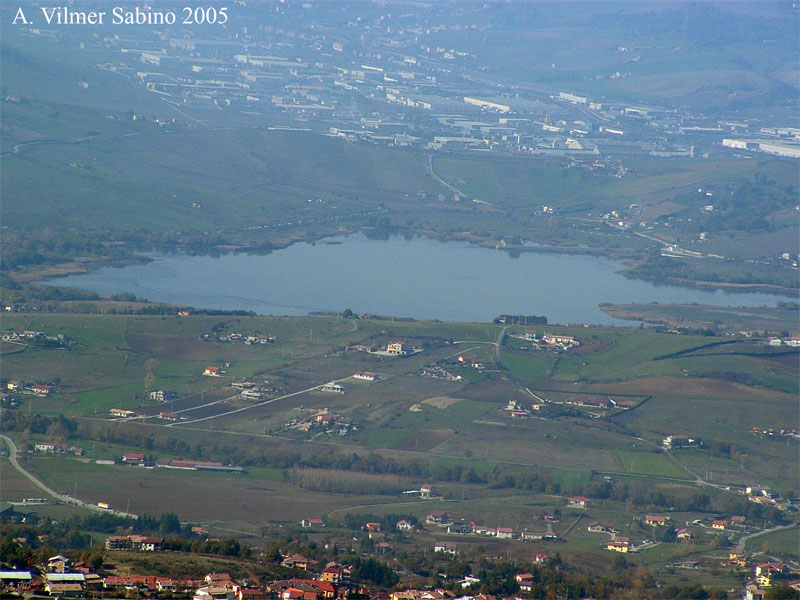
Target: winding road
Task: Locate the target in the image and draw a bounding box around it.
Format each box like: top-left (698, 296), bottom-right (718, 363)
top-left (0, 433), bottom-right (66, 500)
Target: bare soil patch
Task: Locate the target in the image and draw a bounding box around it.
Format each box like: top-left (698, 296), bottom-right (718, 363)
top-left (422, 396), bottom-right (462, 409)
top-left (126, 332), bottom-right (221, 361)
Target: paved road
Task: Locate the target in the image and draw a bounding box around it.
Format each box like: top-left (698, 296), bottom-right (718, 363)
top-left (495, 325), bottom-right (509, 363)
top-left (0, 433), bottom-right (66, 500)
top-left (174, 375), bottom-right (356, 426)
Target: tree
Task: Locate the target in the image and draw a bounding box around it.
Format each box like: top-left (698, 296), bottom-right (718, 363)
top-left (661, 526), bottom-right (677, 543)
top-left (159, 513), bottom-right (181, 535)
top-left (765, 586), bottom-right (800, 600)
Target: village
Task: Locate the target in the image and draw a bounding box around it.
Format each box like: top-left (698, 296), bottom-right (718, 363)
top-left (0, 521), bottom-right (797, 600)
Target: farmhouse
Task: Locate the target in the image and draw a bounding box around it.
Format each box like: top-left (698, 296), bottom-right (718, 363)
top-left (425, 510), bottom-right (449, 525)
top-left (570, 396), bottom-right (615, 409)
top-left (122, 453), bottom-right (145, 465)
top-left (148, 389), bottom-right (175, 402)
top-left (109, 408), bottom-right (136, 418)
top-left (496, 527), bottom-right (514, 539)
top-left (447, 522), bottom-right (473, 535)
top-left (521, 530), bottom-right (552, 541)
top-left (471, 524), bottom-right (496, 536)
top-left (396, 520), bottom-right (414, 531)
top-left (386, 341), bottom-right (406, 355)
top-left (232, 381), bottom-right (256, 390)
top-left (515, 574), bottom-right (534, 591)
top-left (433, 541), bottom-right (457, 555)
top-left (280, 554), bottom-right (317, 570)
top-left (587, 522), bottom-right (617, 534)
top-left (677, 528), bottom-right (693, 541)
top-left (644, 515), bottom-right (669, 526)
top-left (568, 496), bottom-right (592, 508)
top-left (712, 519), bottom-right (728, 530)
top-left (301, 518), bottom-right (325, 528)
top-left (542, 333), bottom-right (577, 346)
top-left (159, 411), bottom-right (179, 420)
top-left (319, 382), bottom-right (344, 393)
top-left (607, 539), bottom-right (630, 552)
top-left (203, 366), bottom-right (221, 376)
top-left (35, 442), bottom-right (68, 454)
top-left (31, 384), bottom-right (54, 396)
top-left (662, 435), bottom-right (700, 449)
top-left (353, 372), bottom-right (377, 381)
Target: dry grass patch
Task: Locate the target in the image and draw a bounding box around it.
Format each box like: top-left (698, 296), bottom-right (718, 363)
top-left (422, 396), bottom-right (463, 409)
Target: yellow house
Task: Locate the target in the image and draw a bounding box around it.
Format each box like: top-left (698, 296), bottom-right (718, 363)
top-left (607, 540), bottom-right (629, 552)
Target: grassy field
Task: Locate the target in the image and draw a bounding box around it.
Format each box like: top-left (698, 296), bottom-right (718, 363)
top-left (744, 524), bottom-right (800, 558)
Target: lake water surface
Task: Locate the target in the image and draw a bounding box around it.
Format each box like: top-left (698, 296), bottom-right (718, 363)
top-left (49, 234), bottom-right (787, 324)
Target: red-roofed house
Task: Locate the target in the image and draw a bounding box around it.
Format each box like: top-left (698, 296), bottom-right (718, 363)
top-left (515, 574), bottom-right (533, 591)
top-left (301, 518), bottom-right (325, 528)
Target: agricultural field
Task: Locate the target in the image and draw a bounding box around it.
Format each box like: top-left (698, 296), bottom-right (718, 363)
top-left (1, 311), bottom-right (797, 573)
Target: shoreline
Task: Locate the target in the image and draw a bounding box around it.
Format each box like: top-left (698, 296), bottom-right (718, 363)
top-left (12, 227), bottom-right (799, 300)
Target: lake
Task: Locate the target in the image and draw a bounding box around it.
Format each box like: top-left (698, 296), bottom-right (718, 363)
top-left (48, 234), bottom-right (787, 324)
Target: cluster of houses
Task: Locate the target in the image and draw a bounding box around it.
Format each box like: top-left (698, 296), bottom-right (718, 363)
top-left (232, 380), bottom-right (280, 402)
top-left (418, 366), bottom-right (463, 382)
top-left (454, 355), bottom-right (485, 371)
top-left (119, 453), bottom-right (244, 473)
top-left (501, 400), bottom-right (536, 418)
top-left (510, 331), bottom-right (580, 352)
top-left (744, 562), bottom-right (800, 599)
top-left (33, 442), bottom-right (83, 456)
top-left (424, 510), bottom-right (558, 543)
top-left (6, 380), bottom-right (56, 397)
top-left (212, 331), bottom-right (276, 345)
top-left (587, 514), bottom-right (693, 553)
top-left (751, 426), bottom-right (799, 439)
top-left (348, 341), bottom-right (420, 357)
top-left (291, 410), bottom-right (356, 436)
top-left (105, 534), bottom-right (163, 552)
top-left (766, 336), bottom-right (800, 347)
top-left (0, 558), bottom-right (275, 600)
top-left (1, 329), bottom-right (73, 347)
